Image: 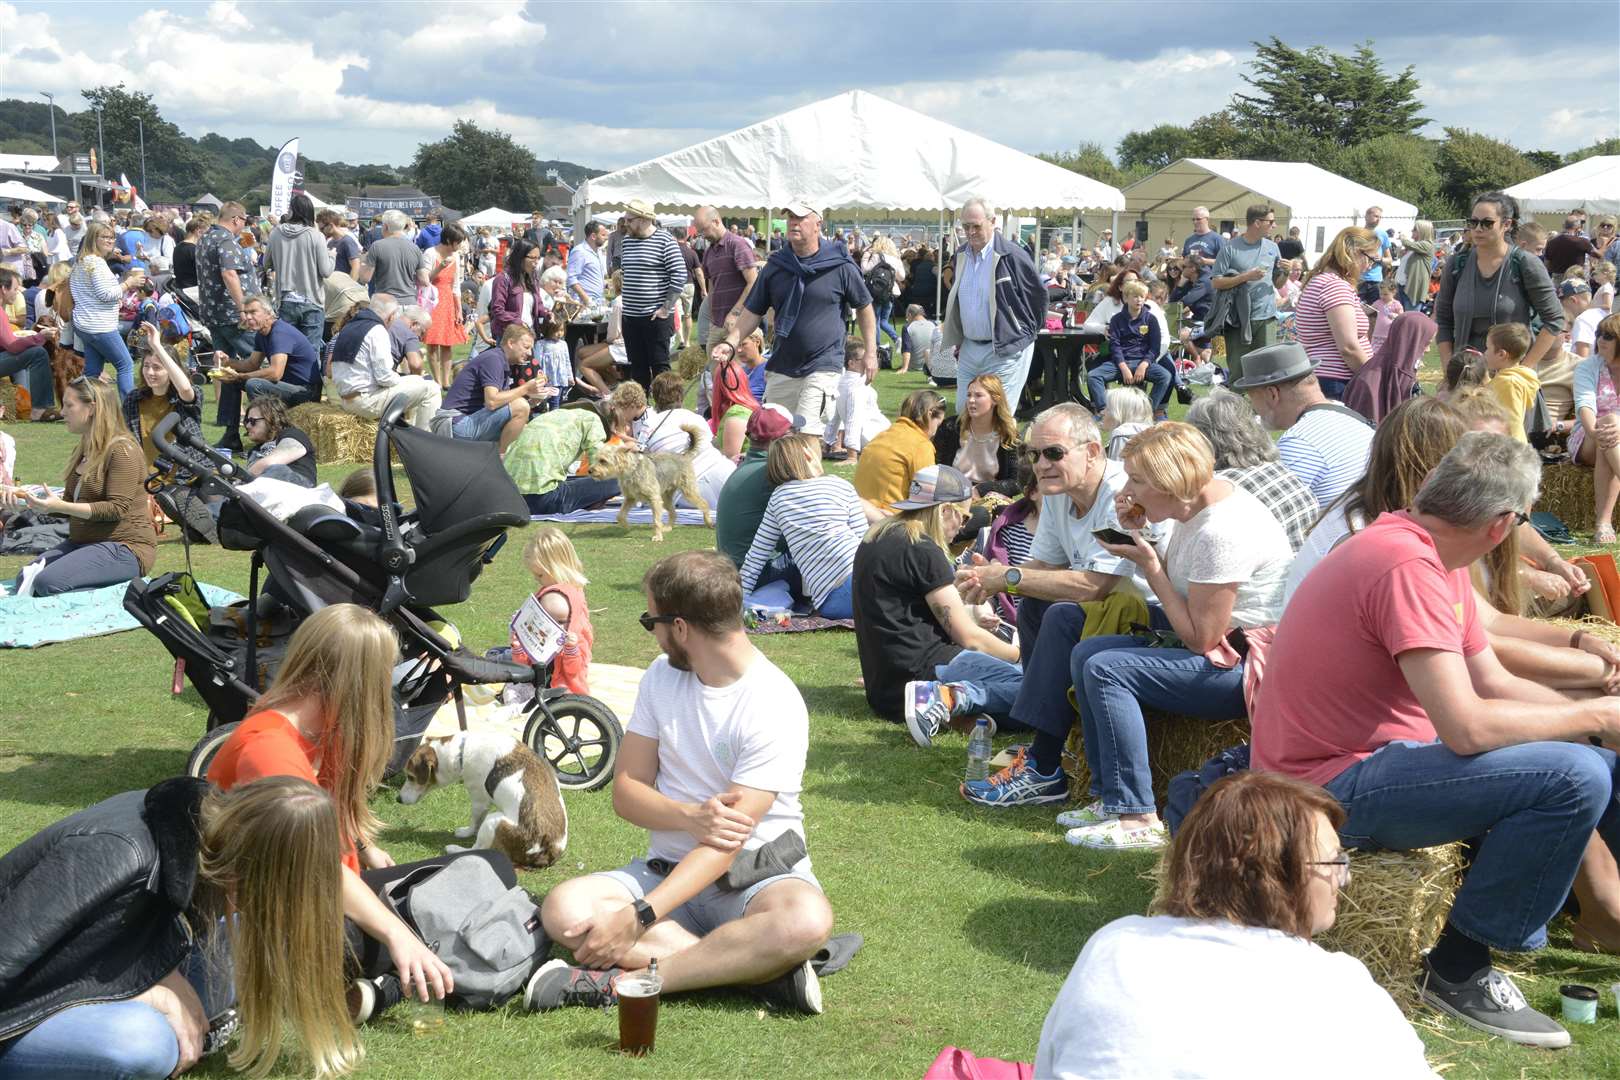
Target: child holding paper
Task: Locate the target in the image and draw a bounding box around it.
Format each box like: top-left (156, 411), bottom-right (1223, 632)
top-left (510, 526), bottom-right (594, 695)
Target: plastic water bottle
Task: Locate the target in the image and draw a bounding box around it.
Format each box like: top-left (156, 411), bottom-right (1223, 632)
top-left (965, 718), bottom-right (992, 783)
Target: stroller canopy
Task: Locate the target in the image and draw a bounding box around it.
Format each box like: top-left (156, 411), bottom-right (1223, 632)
top-left (390, 424), bottom-right (530, 534)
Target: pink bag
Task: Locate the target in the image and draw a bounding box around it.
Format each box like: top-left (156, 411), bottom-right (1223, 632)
top-left (923, 1046), bottom-right (1034, 1080)
top-left (1044, 313), bottom-right (1064, 332)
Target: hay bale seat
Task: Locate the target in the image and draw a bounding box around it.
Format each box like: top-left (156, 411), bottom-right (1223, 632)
top-left (1539, 461), bottom-right (1595, 534)
top-left (1062, 710), bottom-right (1250, 805)
top-left (288, 402), bottom-right (378, 465)
top-left (0, 380), bottom-right (20, 419)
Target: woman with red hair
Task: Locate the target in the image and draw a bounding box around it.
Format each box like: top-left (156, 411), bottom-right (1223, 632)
top-left (709, 338), bottom-right (763, 462)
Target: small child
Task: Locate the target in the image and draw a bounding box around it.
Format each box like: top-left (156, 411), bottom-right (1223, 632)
top-left (532, 317), bottom-right (573, 412)
top-left (511, 526), bottom-right (594, 696)
top-left (1101, 385), bottom-right (1154, 460)
top-left (826, 337), bottom-right (889, 458)
top-left (1591, 261), bottom-right (1616, 314)
top-left (1483, 322), bottom-right (1538, 443)
top-left (1369, 280), bottom-right (1402, 353)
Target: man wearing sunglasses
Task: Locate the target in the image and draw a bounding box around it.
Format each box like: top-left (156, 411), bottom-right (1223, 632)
top-left (534, 550), bottom-right (834, 1016)
top-left (955, 404), bottom-right (1165, 807)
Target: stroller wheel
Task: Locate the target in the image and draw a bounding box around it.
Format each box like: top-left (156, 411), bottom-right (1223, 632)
top-left (186, 721), bottom-right (241, 779)
top-left (522, 695), bottom-right (621, 792)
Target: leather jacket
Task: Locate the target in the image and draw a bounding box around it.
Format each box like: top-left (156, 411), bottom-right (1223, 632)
top-left (0, 777), bottom-right (208, 1042)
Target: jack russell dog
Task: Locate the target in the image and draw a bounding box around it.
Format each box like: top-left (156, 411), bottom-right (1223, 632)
top-left (398, 730), bottom-right (568, 869)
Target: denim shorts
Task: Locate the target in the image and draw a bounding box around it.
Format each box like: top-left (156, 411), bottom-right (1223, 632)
top-left (452, 404), bottom-right (513, 442)
top-left (594, 854), bottom-right (821, 938)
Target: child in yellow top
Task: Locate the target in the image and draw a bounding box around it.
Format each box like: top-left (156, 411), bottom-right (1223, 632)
top-left (1485, 322), bottom-right (1538, 443)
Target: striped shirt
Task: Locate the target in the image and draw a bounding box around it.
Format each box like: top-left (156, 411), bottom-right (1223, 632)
top-left (1001, 517), bottom-right (1036, 567)
top-left (740, 474), bottom-right (866, 607)
top-left (69, 256), bottom-right (124, 333)
top-left (1294, 273), bottom-right (1368, 382)
top-left (618, 231), bottom-right (688, 318)
top-left (1277, 404), bottom-right (1375, 510)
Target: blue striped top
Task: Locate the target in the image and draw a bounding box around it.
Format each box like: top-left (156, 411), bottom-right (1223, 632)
top-left (740, 474), bottom-right (866, 607)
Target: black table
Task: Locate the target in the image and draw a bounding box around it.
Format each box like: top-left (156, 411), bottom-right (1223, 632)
top-left (1022, 329), bottom-right (1105, 417)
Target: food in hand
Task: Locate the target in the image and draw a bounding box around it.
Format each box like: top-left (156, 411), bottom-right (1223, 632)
top-left (1128, 503), bottom-right (1145, 519)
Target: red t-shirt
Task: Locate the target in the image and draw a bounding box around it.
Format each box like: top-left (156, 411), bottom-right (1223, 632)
top-left (207, 709), bottom-right (360, 872)
top-left (1251, 512), bottom-right (1487, 785)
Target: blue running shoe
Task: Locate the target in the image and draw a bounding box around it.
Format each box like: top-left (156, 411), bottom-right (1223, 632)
top-left (960, 747), bottom-right (1068, 807)
top-left (903, 681), bottom-right (953, 747)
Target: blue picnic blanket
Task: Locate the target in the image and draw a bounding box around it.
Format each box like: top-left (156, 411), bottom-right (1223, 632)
top-left (530, 506), bottom-right (709, 526)
top-left (0, 579), bottom-right (241, 648)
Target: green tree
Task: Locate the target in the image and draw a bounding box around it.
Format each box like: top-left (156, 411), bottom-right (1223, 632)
top-left (1523, 150), bottom-right (1563, 172)
top-left (1437, 128), bottom-right (1542, 214)
top-left (411, 121), bottom-right (541, 211)
top-left (1566, 138), bottom-right (1620, 164)
top-left (74, 84), bottom-right (208, 201)
top-left (1184, 111), bottom-right (1246, 159)
top-left (1117, 124), bottom-right (1196, 171)
top-left (1231, 38), bottom-right (1426, 147)
top-left (1037, 141), bottom-right (1123, 188)
top-left (1336, 134), bottom-right (1445, 217)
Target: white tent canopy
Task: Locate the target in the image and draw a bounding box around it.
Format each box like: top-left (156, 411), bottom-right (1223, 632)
top-left (458, 206), bottom-right (526, 228)
top-left (0, 180), bottom-right (64, 204)
top-left (1505, 155), bottom-right (1620, 218)
top-left (1121, 158), bottom-right (1417, 265)
top-left (571, 89), bottom-right (1124, 218)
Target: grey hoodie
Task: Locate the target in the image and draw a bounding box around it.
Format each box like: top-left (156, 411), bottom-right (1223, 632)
top-left (266, 222), bottom-right (334, 307)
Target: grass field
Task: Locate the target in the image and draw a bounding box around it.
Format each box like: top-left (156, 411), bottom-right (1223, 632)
top-left (4, 350), bottom-right (1620, 1079)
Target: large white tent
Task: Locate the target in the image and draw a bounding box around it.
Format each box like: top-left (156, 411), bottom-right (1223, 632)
top-left (571, 90), bottom-right (1123, 227)
top-left (459, 206), bottom-right (526, 228)
top-left (1505, 156), bottom-right (1620, 223)
top-left (0, 179), bottom-right (64, 204)
top-left (1121, 159), bottom-right (1416, 266)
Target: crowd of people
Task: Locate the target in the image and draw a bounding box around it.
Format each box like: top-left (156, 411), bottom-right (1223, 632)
top-left (6, 179), bottom-right (1620, 1077)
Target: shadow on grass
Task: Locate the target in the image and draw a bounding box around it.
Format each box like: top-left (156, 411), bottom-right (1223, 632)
top-left (0, 747), bottom-right (188, 806)
top-left (956, 841), bottom-right (1161, 898)
top-left (962, 896), bottom-right (1133, 974)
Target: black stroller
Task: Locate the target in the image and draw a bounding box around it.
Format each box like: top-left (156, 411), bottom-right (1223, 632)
top-left (123, 396), bottom-right (622, 791)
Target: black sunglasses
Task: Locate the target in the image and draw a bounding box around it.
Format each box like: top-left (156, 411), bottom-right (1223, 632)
top-left (1466, 218), bottom-right (1498, 230)
top-left (1601, 331), bottom-right (1619, 343)
top-left (1023, 445), bottom-right (1077, 464)
top-left (1509, 510), bottom-right (1530, 527)
top-left (639, 612), bottom-right (679, 632)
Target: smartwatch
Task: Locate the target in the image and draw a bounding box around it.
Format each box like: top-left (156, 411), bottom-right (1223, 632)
top-left (633, 898), bottom-right (658, 931)
top-left (1004, 568), bottom-right (1023, 596)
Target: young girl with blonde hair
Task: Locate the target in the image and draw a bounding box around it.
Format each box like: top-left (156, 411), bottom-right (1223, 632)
top-left (511, 526), bottom-right (595, 695)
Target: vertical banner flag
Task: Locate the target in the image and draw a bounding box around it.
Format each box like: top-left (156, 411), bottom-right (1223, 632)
top-left (270, 138), bottom-right (301, 218)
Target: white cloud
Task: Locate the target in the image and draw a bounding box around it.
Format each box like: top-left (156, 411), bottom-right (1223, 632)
top-left (399, 0), bottom-right (545, 53)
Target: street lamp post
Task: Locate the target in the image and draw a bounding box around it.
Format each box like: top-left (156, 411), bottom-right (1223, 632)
top-left (39, 91), bottom-right (58, 160)
top-left (137, 117), bottom-right (148, 199)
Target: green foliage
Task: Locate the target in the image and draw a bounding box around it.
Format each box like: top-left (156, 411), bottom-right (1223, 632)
top-left (1231, 38), bottom-right (1426, 146)
top-left (1437, 127), bottom-right (1542, 215)
top-left (1336, 134), bottom-right (1447, 218)
top-left (1567, 138), bottom-right (1620, 164)
top-left (1117, 124), bottom-right (1197, 171)
top-left (412, 120), bottom-right (542, 212)
top-left (1184, 110), bottom-right (1246, 159)
top-left (1038, 140), bottom-right (1124, 188)
top-left (76, 84), bottom-right (210, 201)
top-left (1524, 150), bottom-right (1563, 172)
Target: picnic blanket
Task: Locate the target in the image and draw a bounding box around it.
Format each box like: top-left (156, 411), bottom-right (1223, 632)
top-left (743, 578), bottom-right (854, 633)
top-left (0, 578), bottom-right (242, 648)
top-left (530, 505), bottom-right (709, 526)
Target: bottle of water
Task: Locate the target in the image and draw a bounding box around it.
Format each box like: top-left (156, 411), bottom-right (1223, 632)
top-left (965, 718), bottom-right (991, 783)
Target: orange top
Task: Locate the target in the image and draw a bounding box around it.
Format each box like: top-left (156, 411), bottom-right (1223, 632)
top-left (208, 709), bottom-right (360, 872)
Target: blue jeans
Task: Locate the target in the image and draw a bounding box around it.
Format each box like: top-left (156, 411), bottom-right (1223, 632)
top-left (0, 933), bottom-right (232, 1079)
top-left (278, 298), bottom-right (324, 359)
top-left (1317, 376), bottom-right (1349, 401)
top-left (935, 649), bottom-right (1028, 729)
top-left (816, 575), bottom-right (854, 619)
top-left (1087, 358), bottom-right (1171, 414)
top-left (453, 404), bottom-right (513, 442)
top-left (77, 329), bottom-right (134, 398)
top-left (0, 344), bottom-right (55, 409)
top-left (1009, 598), bottom-right (1171, 737)
top-left (872, 300), bottom-right (899, 348)
top-left (209, 324), bottom-right (260, 429)
top-left (16, 541), bottom-right (141, 597)
top-left (1325, 739), bottom-right (1620, 952)
top-left (1070, 636), bottom-right (1247, 815)
top-left (523, 476), bottom-right (620, 515)
top-left (243, 376), bottom-right (321, 409)
top-left (956, 339), bottom-right (1035, 416)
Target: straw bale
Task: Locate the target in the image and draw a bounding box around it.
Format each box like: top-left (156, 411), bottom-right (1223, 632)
top-left (288, 402), bottom-right (378, 465)
top-left (1062, 709), bottom-right (1250, 804)
top-left (0, 380), bottom-right (18, 418)
top-left (673, 342), bottom-right (710, 383)
top-left (1538, 462), bottom-right (1595, 534)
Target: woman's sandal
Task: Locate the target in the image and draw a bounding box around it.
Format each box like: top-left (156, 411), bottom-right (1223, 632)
top-left (1597, 525), bottom-right (1617, 546)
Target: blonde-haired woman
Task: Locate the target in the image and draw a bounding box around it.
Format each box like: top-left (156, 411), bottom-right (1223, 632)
top-left (860, 234), bottom-right (907, 349)
top-left (739, 432), bottom-right (867, 618)
top-left (1293, 226), bottom-right (1378, 400)
top-left (931, 373), bottom-right (1024, 496)
top-left (70, 219), bottom-right (145, 396)
top-left (3, 377), bottom-right (156, 595)
top-left (850, 464), bottom-right (1024, 745)
top-left (207, 605), bottom-right (516, 1011)
top-left (0, 775), bottom-right (362, 1079)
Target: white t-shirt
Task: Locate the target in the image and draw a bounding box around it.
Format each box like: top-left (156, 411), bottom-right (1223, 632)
top-left (828, 370), bottom-right (889, 451)
top-left (1574, 305), bottom-right (1605, 351)
top-left (1159, 483), bottom-right (1293, 628)
top-left (636, 407), bottom-right (730, 481)
top-left (1281, 503), bottom-right (1365, 611)
top-left (628, 653), bottom-right (809, 865)
top-left (1035, 916), bottom-right (1434, 1080)
top-left (1028, 458), bottom-right (1163, 600)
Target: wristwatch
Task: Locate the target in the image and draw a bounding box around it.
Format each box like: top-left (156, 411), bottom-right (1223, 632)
top-left (632, 898), bottom-right (658, 932)
top-left (1004, 568), bottom-right (1023, 596)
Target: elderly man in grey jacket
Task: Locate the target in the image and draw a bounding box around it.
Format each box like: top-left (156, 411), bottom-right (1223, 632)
top-left (940, 197), bottom-right (1047, 414)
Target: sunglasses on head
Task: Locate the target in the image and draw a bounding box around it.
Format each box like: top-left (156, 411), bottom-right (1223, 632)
top-left (638, 611), bottom-right (679, 632)
top-left (1023, 445), bottom-right (1076, 464)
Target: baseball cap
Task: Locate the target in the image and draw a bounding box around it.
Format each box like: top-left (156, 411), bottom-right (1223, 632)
top-left (892, 465), bottom-right (974, 510)
top-left (1561, 279), bottom-right (1591, 298)
top-left (783, 196), bottom-right (820, 218)
top-left (746, 403), bottom-right (802, 445)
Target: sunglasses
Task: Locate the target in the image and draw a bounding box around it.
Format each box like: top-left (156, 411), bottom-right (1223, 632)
top-left (638, 611), bottom-right (679, 632)
top-left (244, 416), bottom-right (265, 426)
top-left (1466, 218), bottom-right (1498, 230)
top-left (1023, 445), bottom-right (1077, 464)
top-left (1600, 331), bottom-right (1619, 343)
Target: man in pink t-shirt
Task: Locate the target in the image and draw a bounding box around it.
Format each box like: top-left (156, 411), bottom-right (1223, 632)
top-left (1253, 433), bottom-right (1620, 1050)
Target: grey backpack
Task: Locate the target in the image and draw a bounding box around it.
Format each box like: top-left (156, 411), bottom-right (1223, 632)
top-left (382, 856), bottom-right (550, 1009)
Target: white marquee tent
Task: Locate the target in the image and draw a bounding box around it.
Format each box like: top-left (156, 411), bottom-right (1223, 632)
top-left (459, 206), bottom-right (526, 228)
top-left (571, 90), bottom-right (1123, 228)
top-left (1505, 155), bottom-right (1620, 222)
top-left (0, 179), bottom-right (64, 204)
top-left (1121, 159), bottom-right (1416, 266)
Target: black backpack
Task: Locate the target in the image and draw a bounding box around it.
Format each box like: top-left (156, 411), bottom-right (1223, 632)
top-left (864, 259), bottom-right (896, 301)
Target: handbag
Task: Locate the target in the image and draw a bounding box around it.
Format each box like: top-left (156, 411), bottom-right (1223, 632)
top-left (922, 1046), bottom-right (1034, 1080)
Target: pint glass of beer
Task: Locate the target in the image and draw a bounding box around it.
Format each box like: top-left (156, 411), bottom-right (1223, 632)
top-left (617, 970), bottom-right (662, 1056)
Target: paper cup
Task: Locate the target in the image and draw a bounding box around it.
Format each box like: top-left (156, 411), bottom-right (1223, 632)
top-left (1560, 983), bottom-right (1598, 1025)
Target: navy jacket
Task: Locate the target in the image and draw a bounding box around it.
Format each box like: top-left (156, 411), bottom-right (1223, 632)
top-left (942, 232), bottom-right (1047, 357)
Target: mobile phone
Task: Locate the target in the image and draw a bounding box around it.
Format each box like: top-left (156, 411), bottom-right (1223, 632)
top-left (990, 620), bottom-right (1017, 644)
top-left (1092, 527), bottom-right (1134, 546)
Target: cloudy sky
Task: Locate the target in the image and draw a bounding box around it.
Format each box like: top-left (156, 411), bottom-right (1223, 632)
top-left (2, 0), bottom-right (1616, 172)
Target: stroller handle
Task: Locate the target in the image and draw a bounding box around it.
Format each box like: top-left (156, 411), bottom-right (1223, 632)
top-left (151, 411), bottom-right (243, 485)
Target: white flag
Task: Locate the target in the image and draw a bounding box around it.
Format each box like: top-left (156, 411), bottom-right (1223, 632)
top-left (270, 138), bottom-right (300, 218)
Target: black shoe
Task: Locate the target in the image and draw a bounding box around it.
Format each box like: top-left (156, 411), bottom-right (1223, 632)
top-left (348, 972), bottom-right (403, 1024)
top-left (214, 432), bottom-right (243, 453)
top-left (749, 959), bottom-right (823, 1015)
top-left (1418, 957), bottom-right (1569, 1047)
top-left (822, 447), bottom-right (849, 462)
top-left (524, 959), bottom-right (622, 1011)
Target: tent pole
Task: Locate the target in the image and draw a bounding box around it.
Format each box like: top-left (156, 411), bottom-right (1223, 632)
top-left (936, 207), bottom-right (945, 318)
top-left (1071, 212), bottom-right (1079, 252)
top-left (1111, 210), bottom-right (1120, 250)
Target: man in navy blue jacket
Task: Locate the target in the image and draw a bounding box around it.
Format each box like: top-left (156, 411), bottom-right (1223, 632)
top-left (940, 197), bottom-right (1047, 415)
top-left (1091, 280), bottom-right (1168, 412)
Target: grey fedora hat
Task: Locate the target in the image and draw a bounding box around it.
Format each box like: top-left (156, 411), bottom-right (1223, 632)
top-left (1228, 342), bottom-right (1315, 390)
